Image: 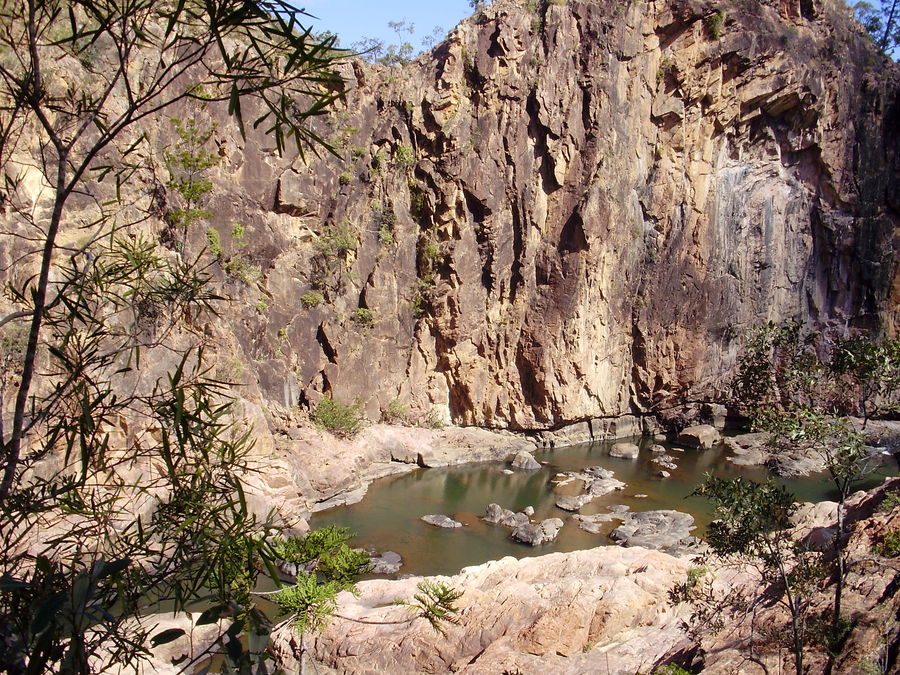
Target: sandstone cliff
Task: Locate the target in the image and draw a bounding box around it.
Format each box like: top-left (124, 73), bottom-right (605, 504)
top-left (181, 0), bottom-right (897, 433)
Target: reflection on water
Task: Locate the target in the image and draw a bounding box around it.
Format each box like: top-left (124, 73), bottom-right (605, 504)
top-left (310, 436), bottom-right (898, 577)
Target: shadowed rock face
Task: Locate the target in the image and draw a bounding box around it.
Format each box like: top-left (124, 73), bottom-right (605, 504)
top-left (187, 0), bottom-right (897, 431)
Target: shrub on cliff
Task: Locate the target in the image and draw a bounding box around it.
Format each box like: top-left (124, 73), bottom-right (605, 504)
top-left (313, 397), bottom-right (366, 436)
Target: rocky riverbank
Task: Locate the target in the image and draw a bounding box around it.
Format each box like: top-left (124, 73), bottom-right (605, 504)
top-left (272, 478), bottom-right (900, 675)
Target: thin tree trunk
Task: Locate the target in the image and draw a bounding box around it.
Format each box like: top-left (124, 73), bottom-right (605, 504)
top-left (881, 0), bottom-right (898, 50)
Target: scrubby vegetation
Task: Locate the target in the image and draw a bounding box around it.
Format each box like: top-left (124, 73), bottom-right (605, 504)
top-left (313, 397), bottom-right (365, 436)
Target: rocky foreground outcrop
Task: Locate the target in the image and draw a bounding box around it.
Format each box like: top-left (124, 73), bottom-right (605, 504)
top-left (170, 0), bottom-right (898, 433)
top-left (271, 478), bottom-right (900, 675)
top-left (277, 547), bottom-right (694, 674)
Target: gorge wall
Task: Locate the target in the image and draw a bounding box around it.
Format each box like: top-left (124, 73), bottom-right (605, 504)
top-left (180, 0), bottom-right (898, 432)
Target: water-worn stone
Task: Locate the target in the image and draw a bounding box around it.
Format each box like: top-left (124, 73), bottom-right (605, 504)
top-left (609, 510), bottom-right (699, 553)
top-left (483, 503), bottom-right (530, 528)
top-left (283, 546), bottom-right (693, 675)
top-left (555, 494), bottom-right (593, 512)
top-left (421, 514), bottom-right (463, 529)
top-left (609, 443), bottom-right (640, 459)
top-left (511, 450), bottom-right (541, 470)
top-left (511, 518), bottom-right (565, 546)
top-left (651, 454), bottom-right (677, 471)
top-left (676, 425), bottom-right (721, 450)
top-left (369, 551), bottom-right (402, 574)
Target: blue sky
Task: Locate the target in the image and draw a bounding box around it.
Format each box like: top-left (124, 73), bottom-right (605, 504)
top-left (296, 0), bottom-right (475, 52)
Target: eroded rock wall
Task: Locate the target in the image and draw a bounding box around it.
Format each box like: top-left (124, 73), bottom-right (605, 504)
top-left (184, 0), bottom-right (898, 431)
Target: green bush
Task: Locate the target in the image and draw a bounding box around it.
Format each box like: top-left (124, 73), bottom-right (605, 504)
top-left (206, 227), bottom-right (223, 259)
top-left (383, 397), bottom-right (410, 424)
top-left (394, 144), bottom-right (415, 168)
top-left (352, 307), bottom-right (375, 328)
top-left (314, 221), bottom-right (357, 262)
top-left (653, 665), bottom-right (692, 675)
top-left (223, 256), bottom-right (261, 284)
top-left (875, 529), bottom-right (900, 557)
top-left (339, 171), bottom-right (352, 185)
top-left (371, 150), bottom-right (384, 173)
top-left (423, 243), bottom-right (441, 265)
top-left (313, 398), bottom-right (365, 436)
top-left (420, 407), bottom-right (444, 429)
top-left (301, 290), bottom-right (325, 309)
top-left (378, 223), bottom-right (395, 247)
top-left (705, 11), bottom-right (724, 39)
top-left (880, 490), bottom-right (900, 512)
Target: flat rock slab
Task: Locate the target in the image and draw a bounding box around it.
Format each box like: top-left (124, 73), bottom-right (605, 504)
top-left (573, 506), bottom-right (631, 533)
top-left (676, 424), bottom-right (721, 450)
top-left (552, 468), bottom-right (625, 511)
top-left (512, 518), bottom-right (564, 546)
top-left (556, 493), bottom-right (594, 511)
top-left (609, 442), bottom-right (640, 459)
top-left (609, 510), bottom-right (698, 553)
top-left (421, 514), bottom-right (463, 528)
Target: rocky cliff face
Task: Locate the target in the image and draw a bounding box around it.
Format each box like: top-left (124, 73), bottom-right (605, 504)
top-left (187, 0), bottom-right (898, 432)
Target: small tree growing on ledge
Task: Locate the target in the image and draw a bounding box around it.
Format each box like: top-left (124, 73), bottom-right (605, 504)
top-left (730, 322), bottom-right (900, 665)
top-left (692, 475), bottom-right (823, 675)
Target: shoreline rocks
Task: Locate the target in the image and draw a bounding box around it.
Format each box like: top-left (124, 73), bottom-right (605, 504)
top-left (369, 551), bottom-right (403, 574)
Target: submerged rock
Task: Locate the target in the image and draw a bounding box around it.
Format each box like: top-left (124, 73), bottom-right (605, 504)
top-left (511, 518), bottom-right (564, 546)
top-left (552, 467), bottom-right (625, 512)
top-left (651, 454), bottom-right (678, 471)
top-left (573, 506), bottom-right (631, 533)
top-left (511, 450), bottom-right (542, 470)
top-left (421, 514), bottom-right (463, 529)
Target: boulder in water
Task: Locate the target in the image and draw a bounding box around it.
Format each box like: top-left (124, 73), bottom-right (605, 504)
top-left (609, 442), bottom-right (639, 459)
top-left (370, 551), bottom-right (403, 574)
top-left (676, 424), bottom-right (720, 450)
top-left (512, 518), bottom-right (564, 546)
top-left (421, 514), bottom-right (463, 528)
top-left (511, 450), bottom-right (542, 470)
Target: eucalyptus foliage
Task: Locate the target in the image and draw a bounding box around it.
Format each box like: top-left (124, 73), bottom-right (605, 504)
top-left (0, 0), bottom-right (346, 671)
top-left (730, 322), bottom-right (899, 667)
top-left (694, 475), bottom-right (823, 675)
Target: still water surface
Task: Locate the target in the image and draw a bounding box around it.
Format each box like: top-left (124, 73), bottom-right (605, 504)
top-left (311, 436), bottom-right (897, 577)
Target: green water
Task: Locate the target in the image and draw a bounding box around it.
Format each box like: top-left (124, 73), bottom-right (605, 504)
top-left (311, 436), bottom-right (897, 577)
